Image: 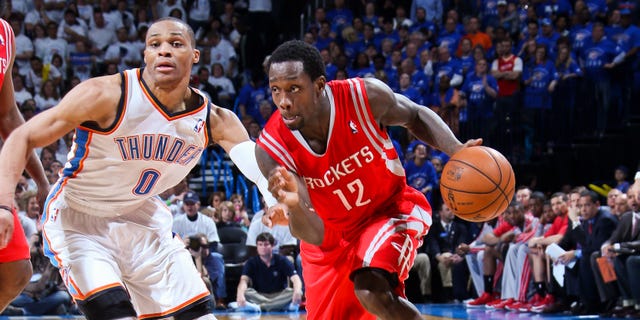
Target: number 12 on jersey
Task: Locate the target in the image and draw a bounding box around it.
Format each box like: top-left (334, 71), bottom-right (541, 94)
top-left (332, 179), bottom-right (371, 210)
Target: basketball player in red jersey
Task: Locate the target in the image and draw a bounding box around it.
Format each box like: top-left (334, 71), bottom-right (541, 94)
top-left (0, 15), bottom-right (49, 312)
top-left (256, 40), bottom-right (481, 319)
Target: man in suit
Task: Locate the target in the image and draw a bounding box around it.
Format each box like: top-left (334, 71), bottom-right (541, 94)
top-left (425, 203), bottom-right (470, 302)
top-left (557, 190), bottom-right (617, 315)
top-left (598, 185), bottom-right (640, 317)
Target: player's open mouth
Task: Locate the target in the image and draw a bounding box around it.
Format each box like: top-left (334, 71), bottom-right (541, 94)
top-left (156, 62), bottom-right (175, 71)
top-left (282, 115), bottom-right (298, 124)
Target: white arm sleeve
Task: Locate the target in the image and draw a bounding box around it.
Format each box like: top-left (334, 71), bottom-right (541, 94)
top-left (228, 140), bottom-right (277, 207)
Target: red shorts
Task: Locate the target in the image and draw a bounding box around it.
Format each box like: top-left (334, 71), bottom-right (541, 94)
top-left (300, 202), bottom-right (431, 320)
top-left (0, 210), bottom-right (30, 262)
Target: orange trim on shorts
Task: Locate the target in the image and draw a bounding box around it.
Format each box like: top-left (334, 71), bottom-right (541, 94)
top-left (72, 282), bottom-right (123, 301)
top-left (138, 291), bottom-right (210, 319)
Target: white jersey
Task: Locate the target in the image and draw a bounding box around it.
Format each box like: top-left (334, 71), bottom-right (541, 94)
top-left (57, 68), bottom-right (209, 217)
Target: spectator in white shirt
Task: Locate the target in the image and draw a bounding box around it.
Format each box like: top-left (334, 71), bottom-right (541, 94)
top-left (14, 75), bottom-right (34, 107)
top-left (209, 32), bottom-right (238, 79)
top-left (9, 15), bottom-right (34, 77)
top-left (209, 62), bottom-right (236, 108)
top-left (104, 27), bottom-right (142, 72)
top-left (88, 9), bottom-right (118, 61)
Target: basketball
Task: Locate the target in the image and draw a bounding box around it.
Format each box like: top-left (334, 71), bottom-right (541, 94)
top-left (439, 146), bottom-right (515, 222)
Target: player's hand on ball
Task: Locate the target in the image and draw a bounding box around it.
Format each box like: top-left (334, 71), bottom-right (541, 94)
top-left (452, 138), bottom-right (483, 155)
top-left (0, 209), bottom-right (14, 249)
top-left (262, 204), bottom-right (290, 228)
top-left (268, 166), bottom-right (300, 209)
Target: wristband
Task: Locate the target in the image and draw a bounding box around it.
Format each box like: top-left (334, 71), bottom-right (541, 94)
top-left (0, 205), bottom-right (14, 213)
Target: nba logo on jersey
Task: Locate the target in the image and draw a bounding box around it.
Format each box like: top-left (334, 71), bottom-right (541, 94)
top-left (0, 34), bottom-right (4, 47)
top-left (193, 118), bottom-right (205, 133)
top-left (349, 120), bottom-right (358, 134)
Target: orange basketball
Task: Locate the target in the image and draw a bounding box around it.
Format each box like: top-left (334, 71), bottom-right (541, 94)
top-left (439, 146), bottom-right (515, 222)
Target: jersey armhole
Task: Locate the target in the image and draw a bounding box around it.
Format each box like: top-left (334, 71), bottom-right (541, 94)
top-left (205, 102), bottom-right (213, 146)
top-left (80, 71), bottom-right (126, 133)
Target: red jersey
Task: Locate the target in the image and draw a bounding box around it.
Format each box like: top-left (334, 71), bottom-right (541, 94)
top-left (257, 78), bottom-right (429, 234)
top-left (544, 213), bottom-right (569, 237)
top-left (496, 55), bottom-right (520, 97)
top-left (0, 19), bottom-right (13, 87)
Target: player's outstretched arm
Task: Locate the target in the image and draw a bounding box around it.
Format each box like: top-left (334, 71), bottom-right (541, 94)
top-left (0, 75), bottom-right (121, 213)
top-left (207, 105), bottom-right (278, 207)
top-left (256, 146), bottom-right (324, 246)
top-left (363, 77), bottom-right (481, 156)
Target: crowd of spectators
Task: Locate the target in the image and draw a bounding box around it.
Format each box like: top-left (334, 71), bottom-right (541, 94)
top-left (3, 0), bottom-right (640, 316)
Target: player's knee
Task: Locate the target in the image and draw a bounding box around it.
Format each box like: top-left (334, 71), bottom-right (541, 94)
top-left (351, 268), bottom-right (397, 306)
top-left (0, 260), bottom-right (32, 299)
top-left (76, 287), bottom-right (136, 320)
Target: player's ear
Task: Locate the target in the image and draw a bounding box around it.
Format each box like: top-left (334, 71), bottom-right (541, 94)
top-left (315, 76), bottom-right (326, 93)
top-left (193, 49), bottom-right (200, 64)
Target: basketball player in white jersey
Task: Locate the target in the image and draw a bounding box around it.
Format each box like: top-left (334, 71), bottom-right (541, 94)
top-left (0, 17), bottom-right (273, 320)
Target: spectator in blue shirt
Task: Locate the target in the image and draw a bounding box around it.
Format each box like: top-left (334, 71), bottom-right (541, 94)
top-left (438, 18), bottom-right (462, 56)
top-left (398, 72), bottom-right (424, 105)
top-left (372, 54), bottom-right (398, 91)
top-left (536, 0), bottom-right (573, 18)
top-left (538, 18), bottom-right (561, 58)
top-left (409, 7), bottom-right (436, 37)
top-left (326, 0), bottom-right (353, 34)
top-left (553, 45), bottom-right (583, 142)
top-left (233, 233), bottom-right (303, 312)
top-left (585, 0), bottom-right (607, 19)
top-left (570, 8), bottom-right (593, 57)
top-left (374, 18), bottom-right (400, 50)
top-left (315, 20), bottom-right (336, 52)
top-left (461, 58), bottom-right (499, 141)
top-left (410, 0), bottom-right (443, 25)
top-left (400, 57), bottom-right (430, 103)
top-left (607, 9), bottom-right (640, 119)
top-left (458, 38), bottom-right (476, 76)
top-left (481, 0), bottom-right (500, 28)
top-left (237, 71), bottom-right (269, 122)
top-left (405, 141), bottom-right (438, 203)
top-left (580, 22), bottom-right (620, 135)
top-left (434, 46), bottom-right (464, 89)
top-left (522, 44), bottom-right (558, 160)
top-left (341, 26), bottom-right (364, 62)
top-left (349, 52), bottom-right (374, 78)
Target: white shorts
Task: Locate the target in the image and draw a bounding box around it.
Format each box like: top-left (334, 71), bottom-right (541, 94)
top-left (42, 192), bottom-right (210, 318)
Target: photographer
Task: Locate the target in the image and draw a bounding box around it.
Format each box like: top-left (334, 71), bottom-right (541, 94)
top-left (187, 234), bottom-right (227, 310)
top-left (9, 232), bottom-right (71, 315)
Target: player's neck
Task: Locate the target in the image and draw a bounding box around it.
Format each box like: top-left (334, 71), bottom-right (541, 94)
top-left (299, 93), bottom-right (331, 148)
top-left (142, 71), bottom-right (191, 113)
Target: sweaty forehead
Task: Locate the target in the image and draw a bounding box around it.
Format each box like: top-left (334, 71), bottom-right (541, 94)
top-left (147, 21), bottom-right (187, 39)
top-left (269, 61), bottom-right (305, 82)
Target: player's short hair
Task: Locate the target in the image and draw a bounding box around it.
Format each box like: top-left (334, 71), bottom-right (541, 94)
top-left (150, 17), bottom-right (195, 47)
top-left (268, 40), bottom-right (326, 81)
top-left (256, 232), bottom-right (275, 245)
top-left (580, 190), bottom-right (600, 204)
top-left (551, 192), bottom-right (568, 201)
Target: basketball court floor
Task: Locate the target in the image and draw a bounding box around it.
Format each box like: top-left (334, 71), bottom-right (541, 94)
top-left (213, 303), bottom-right (609, 319)
top-left (0, 304), bottom-right (613, 319)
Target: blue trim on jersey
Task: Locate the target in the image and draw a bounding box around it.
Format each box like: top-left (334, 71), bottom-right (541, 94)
top-left (62, 129), bottom-right (90, 178)
top-left (42, 180), bottom-right (64, 268)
